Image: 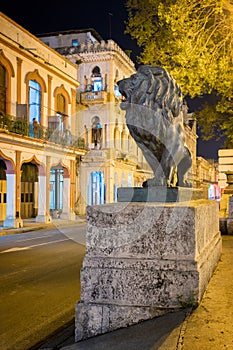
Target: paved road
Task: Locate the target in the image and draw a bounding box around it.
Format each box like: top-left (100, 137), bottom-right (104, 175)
top-left (0, 223), bottom-right (86, 350)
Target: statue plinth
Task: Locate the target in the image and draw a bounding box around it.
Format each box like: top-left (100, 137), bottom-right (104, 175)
top-left (75, 200), bottom-right (221, 342)
top-left (117, 186), bottom-right (204, 203)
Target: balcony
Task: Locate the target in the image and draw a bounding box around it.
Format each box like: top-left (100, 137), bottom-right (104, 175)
top-left (80, 91), bottom-right (107, 105)
top-left (0, 113), bottom-right (86, 150)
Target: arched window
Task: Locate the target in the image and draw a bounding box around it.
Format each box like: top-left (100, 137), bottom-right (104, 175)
top-left (29, 80), bottom-right (41, 123)
top-left (56, 93), bottom-right (66, 115)
top-left (91, 66), bottom-right (103, 91)
top-left (91, 116), bottom-right (102, 148)
top-left (0, 64), bottom-right (6, 114)
top-left (56, 93), bottom-right (67, 131)
top-left (52, 85), bottom-right (70, 132)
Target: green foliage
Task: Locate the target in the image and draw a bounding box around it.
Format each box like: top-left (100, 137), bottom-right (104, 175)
top-left (177, 291), bottom-right (198, 309)
top-left (12, 119), bottom-right (29, 135)
top-left (125, 0), bottom-right (233, 144)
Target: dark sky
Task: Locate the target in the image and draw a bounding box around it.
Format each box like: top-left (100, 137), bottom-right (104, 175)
top-left (0, 0), bottom-right (139, 60)
top-left (0, 1), bottom-right (223, 161)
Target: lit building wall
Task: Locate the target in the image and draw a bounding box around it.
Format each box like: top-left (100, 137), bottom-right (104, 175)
top-left (0, 13), bottom-right (86, 226)
top-left (218, 149), bottom-right (233, 189)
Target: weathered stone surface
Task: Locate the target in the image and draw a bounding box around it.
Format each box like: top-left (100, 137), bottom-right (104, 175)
top-left (75, 200), bottom-right (222, 342)
top-left (75, 303), bottom-right (175, 341)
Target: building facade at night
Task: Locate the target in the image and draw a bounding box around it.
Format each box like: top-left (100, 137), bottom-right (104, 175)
top-left (0, 13), bottom-right (86, 227)
top-left (38, 29), bottom-right (154, 214)
top-left (0, 13), bottom-right (219, 226)
top-left (38, 29), bottom-right (201, 214)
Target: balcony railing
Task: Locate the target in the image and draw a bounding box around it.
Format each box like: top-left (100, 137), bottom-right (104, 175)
top-left (0, 113), bottom-right (86, 150)
top-left (80, 91), bottom-right (107, 105)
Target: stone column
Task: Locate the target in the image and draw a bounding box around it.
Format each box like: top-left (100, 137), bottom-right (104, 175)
top-left (15, 150), bottom-right (22, 222)
top-left (36, 163), bottom-right (51, 223)
top-left (3, 173), bottom-right (22, 228)
top-left (4, 151), bottom-right (23, 228)
top-left (60, 172), bottom-right (75, 220)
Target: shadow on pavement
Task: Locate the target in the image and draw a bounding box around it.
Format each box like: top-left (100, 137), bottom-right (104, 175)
top-left (36, 309), bottom-right (188, 350)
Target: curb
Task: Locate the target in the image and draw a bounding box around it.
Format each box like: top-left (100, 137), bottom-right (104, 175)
top-left (0, 219), bottom-right (86, 236)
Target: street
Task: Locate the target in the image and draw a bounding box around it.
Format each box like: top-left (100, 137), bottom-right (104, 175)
top-left (0, 222), bottom-right (86, 350)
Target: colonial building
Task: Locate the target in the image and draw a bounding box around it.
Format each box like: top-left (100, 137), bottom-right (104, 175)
top-left (0, 13), bottom-right (86, 227)
top-left (218, 149), bottom-right (233, 189)
top-left (195, 157), bottom-right (219, 200)
top-left (38, 29), bottom-right (199, 214)
top-left (218, 149), bottom-right (233, 218)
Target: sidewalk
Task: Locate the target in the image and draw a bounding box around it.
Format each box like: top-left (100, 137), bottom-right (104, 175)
top-left (0, 216), bottom-right (86, 236)
top-left (36, 235), bottom-right (233, 350)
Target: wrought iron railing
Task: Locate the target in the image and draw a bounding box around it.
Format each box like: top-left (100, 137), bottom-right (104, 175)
top-left (0, 112), bottom-right (86, 150)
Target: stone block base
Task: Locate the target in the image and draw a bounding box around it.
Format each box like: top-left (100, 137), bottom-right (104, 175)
top-left (117, 186), bottom-right (204, 202)
top-left (75, 200), bottom-right (222, 342)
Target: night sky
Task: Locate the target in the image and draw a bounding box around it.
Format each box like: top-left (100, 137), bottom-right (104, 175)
top-left (0, 0), bottom-right (224, 161)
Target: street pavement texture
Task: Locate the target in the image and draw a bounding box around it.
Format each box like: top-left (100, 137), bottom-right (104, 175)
top-left (1, 220), bottom-right (233, 350)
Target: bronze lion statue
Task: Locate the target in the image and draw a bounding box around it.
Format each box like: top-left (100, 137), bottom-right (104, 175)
top-left (117, 65), bottom-right (192, 187)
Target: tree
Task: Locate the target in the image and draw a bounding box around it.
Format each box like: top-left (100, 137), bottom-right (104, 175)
top-left (125, 0), bottom-right (233, 146)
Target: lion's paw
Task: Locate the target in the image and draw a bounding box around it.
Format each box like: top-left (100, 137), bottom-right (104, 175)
top-left (143, 177), bottom-right (166, 187)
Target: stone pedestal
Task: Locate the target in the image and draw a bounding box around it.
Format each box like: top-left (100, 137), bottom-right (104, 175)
top-left (75, 200), bottom-right (222, 342)
top-left (117, 186), bottom-right (204, 202)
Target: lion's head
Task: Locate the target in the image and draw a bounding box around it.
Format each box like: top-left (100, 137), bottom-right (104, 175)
top-left (117, 65), bottom-right (183, 120)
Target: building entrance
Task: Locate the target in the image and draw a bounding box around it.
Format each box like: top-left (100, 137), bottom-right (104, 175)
top-left (20, 163), bottom-right (38, 218)
top-left (0, 160), bottom-right (6, 223)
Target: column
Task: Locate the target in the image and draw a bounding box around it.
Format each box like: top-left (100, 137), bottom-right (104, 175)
top-left (69, 160), bottom-right (76, 217)
top-left (36, 162), bottom-right (51, 223)
top-left (60, 173), bottom-right (75, 220)
top-left (4, 173), bottom-right (22, 228)
top-left (15, 150), bottom-right (22, 221)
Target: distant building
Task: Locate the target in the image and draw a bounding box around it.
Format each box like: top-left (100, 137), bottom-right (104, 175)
top-left (218, 149), bottom-right (233, 189)
top-left (38, 29), bottom-right (154, 214)
top-left (218, 149), bottom-right (233, 217)
top-left (195, 157), bottom-right (219, 200)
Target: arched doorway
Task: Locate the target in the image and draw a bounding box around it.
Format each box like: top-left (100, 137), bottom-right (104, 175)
top-left (0, 160), bottom-right (7, 222)
top-left (88, 171), bottom-right (105, 205)
top-left (50, 166), bottom-right (64, 216)
top-left (21, 163), bottom-right (38, 218)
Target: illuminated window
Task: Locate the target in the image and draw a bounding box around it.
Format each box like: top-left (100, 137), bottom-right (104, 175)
top-left (114, 85), bottom-right (121, 98)
top-left (91, 116), bottom-right (102, 147)
top-left (72, 39), bottom-right (79, 47)
top-left (88, 171), bottom-right (105, 205)
top-left (91, 66), bottom-right (103, 91)
top-left (50, 168), bottom-right (64, 210)
top-left (29, 80), bottom-right (41, 123)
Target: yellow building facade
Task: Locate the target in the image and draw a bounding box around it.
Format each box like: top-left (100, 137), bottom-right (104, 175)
top-left (0, 13), bottom-right (86, 227)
